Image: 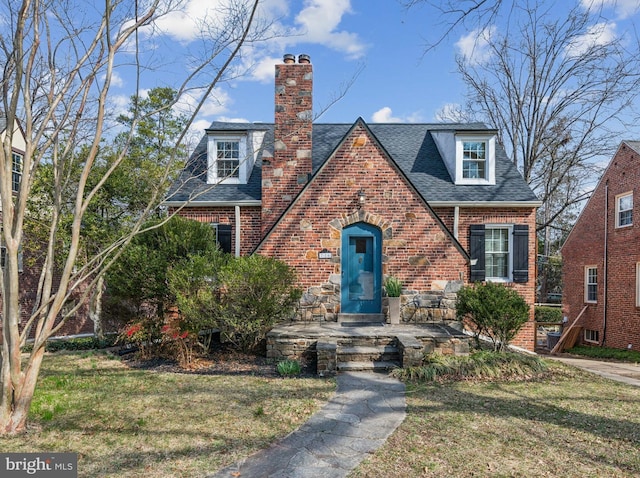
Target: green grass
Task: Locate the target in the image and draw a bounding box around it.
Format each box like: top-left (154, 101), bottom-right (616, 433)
top-left (351, 360), bottom-right (640, 477)
top-left (1, 351), bottom-right (335, 477)
top-left (567, 345), bottom-right (640, 363)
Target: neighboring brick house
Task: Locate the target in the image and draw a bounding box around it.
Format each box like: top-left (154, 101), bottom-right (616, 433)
top-left (166, 54), bottom-right (540, 351)
top-left (562, 141), bottom-right (640, 351)
top-left (1, 116), bottom-right (94, 340)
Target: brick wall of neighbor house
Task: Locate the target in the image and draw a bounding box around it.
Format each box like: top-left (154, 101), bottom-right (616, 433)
top-left (0, 240), bottom-right (95, 343)
top-left (261, 54), bottom-right (313, 235)
top-left (563, 142), bottom-right (640, 350)
top-left (170, 206), bottom-right (262, 255)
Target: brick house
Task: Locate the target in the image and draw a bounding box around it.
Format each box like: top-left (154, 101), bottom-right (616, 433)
top-left (1, 116), bottom-right (94, 341)
top-left (166, 54), bottom-right (540, 351)
top-left (562, 141), bottom-right (640, 351)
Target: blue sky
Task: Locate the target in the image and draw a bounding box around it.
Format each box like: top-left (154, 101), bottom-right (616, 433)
top-left (108, 0), bottom-right (640, 141)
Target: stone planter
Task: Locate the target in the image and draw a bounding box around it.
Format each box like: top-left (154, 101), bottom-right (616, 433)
top-left (388, 296), bottom-right (401, 325)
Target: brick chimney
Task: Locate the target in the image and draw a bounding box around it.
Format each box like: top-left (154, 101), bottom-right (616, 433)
top-left (261, 54), bottom-right (313, 236)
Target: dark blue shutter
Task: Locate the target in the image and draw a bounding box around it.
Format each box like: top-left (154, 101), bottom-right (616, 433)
top-left (217, 224), bottom-right (232, 254)
top-left (512, 224), bottom-right (529, 283)
top-left (469, 224), bottom-right (485, 282)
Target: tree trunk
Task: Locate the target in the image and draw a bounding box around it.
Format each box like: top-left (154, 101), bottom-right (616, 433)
top-left (0, 347), bottom-right (45, 434)
top-left (89, 276), bottom-right (105, 340)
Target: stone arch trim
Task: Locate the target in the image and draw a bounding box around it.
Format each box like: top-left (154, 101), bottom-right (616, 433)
top-left (329, 210), bottom-right (392, 237)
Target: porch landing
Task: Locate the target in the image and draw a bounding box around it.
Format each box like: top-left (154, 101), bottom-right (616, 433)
top-left (267, 322), bottom-right (471, 376)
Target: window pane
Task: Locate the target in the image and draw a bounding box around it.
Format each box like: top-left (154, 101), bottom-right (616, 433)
top-left (216, 141), bottom-right (239, 178)
top-left (485, 228), bottom-right (509, 279)
top-left (618, 193), bottom-right (633, 226)
top-left (586, 267), bottom-right (597, 302)
top-left (462, 142), bottom-right (486, 179)
top-left (12, 153), bottom-right (22, 192)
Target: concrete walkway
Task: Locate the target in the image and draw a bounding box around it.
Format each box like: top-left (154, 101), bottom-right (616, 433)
top-left (546, 355), bottom-right (640, 387)
top-left (209, 372), bottom-right (406, 478)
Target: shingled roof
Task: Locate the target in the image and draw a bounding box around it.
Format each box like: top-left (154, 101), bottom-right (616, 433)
top-left (165, 120), bottom-right (539, 206)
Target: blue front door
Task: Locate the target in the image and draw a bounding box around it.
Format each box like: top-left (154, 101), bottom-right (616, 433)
top-left (341, 223), bottom-right (382, 314)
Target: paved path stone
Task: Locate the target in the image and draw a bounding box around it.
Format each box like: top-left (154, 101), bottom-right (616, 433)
top-left (545, 355), bottom-right (640, 387)
top-left (209, 372), bottom-right (406, 478)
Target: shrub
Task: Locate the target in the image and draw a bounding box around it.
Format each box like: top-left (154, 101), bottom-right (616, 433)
top-left (392, 351), bottom-right (548, 382)
top-left (277, 359), bottom-right (302, 377)
top-left (171, 254), bottom-right (302, 354)
top-left (217, 255), bottom-right (302, 353)
top-left (535, 305), bottom-right (562, 323)
top-left (456, 282), bottom-right (530, 352)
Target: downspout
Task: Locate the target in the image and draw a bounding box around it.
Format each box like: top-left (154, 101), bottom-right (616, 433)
top-left (235, 205), bottom-right (241, 257)
top-left (602, 182), bottom-right (608, 346)
top-left (453, 206), bottom-right (459, 239)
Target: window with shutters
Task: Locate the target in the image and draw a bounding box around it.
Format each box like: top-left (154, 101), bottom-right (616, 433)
top-left (211, 223), bottom-right (233, 254)
top-left (469, 224), bottom-right (529, 283)
top-left (585, 266), bottom-right (597, 303)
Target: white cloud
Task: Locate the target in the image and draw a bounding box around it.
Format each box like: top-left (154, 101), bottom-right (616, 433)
top-left (294, 0), bottom-right (366, 59)
top-left (248, 56), bottom-right (282, 83)
top-left (455, 25), bottom-right (496, 66)
top-left (565, 21), bottom-right (618, 57)
top-left (110, 71), bottom-right (125, 88)
top-left (174, 89), bottom-right (232, 118)
top-left (371, 107), bottom-right (422, 123)
top-left (580, 0), bottom-right (640, 19)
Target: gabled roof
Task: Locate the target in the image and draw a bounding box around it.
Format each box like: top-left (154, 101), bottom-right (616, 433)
top-left (165, 119), bottom-right (539, 206)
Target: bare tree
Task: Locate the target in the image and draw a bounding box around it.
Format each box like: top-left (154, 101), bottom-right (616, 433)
top-left (0, 0), bottom-right (264, 434)
top-left (454, 3), bottom-right (640, 234)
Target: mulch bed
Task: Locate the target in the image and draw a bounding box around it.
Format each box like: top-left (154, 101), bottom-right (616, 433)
top-left (122, 345), bottom-right (317, 378)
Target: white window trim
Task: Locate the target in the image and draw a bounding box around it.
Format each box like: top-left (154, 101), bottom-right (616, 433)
top-left (485, 224), bottom-right (512, 282)
top-left (615, 191), bottom-right (633, 228)
top-left (207, 135), bottom-right (248, 185)
top-left (454, 134), bottom-right (496, 185)
top-left (636, 262), bottom-right (640, 308)
top-left (584, 265), bottom-right (598, 303)
top-left (12, 151), bottom-right (23, 193)
top-left (584, 329), bottom-right (599, 344)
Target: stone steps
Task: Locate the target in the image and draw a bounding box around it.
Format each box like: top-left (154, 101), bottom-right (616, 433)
top-left (336, 341), bottom-right (401, 371)
top-left (337, 360), bottom-right (400, 372)
top-left (338, 345), bottom-right (400, 363)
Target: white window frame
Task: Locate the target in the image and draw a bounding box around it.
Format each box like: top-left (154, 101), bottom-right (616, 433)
top-left (12, 151), bottom-right (23, 193)
top-left (207, 135), bottom-right (247, 185)
top-left (455, 135), bottom-right (496, 185)
top-left (584, 329), bottom-right (599, 344)
top-left (585, 266), bottom-right (598, 303)
top-left (636, 262), bottom-right (640, 308)
top-left (485, 225), bottom-right (512, 282)
top-left (615, 191), bottom-right (633, 228)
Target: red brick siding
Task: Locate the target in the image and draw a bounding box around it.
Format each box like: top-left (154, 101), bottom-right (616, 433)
top-left (262, 60), bottom-right (313, 234)
top-left (170, 206), bottom-right (262, 255)
top-left (563, 143), bottom-right (640, 350)
top-left (257, 124), bottom-right (469, 292)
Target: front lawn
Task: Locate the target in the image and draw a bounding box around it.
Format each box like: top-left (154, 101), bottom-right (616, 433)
top-left (0, 351), bottom-right (335, 477)
top-left (350, 361), bottom-right (640, 477)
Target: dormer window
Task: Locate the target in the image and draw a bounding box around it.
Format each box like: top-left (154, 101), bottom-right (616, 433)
top-left (216, 140), bottom-right (241, 179)
top-left (455, 134), bottom-right (496, 185)
top-left (462, 141), bottom-right (486, 179)
top-left (206, 129), bottom-right (266, 185)
top-left (207, 135), bottom-right (247, 184)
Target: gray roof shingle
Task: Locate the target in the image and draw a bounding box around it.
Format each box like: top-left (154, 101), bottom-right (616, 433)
top-left (166, 120), bottom-right (539, 205)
